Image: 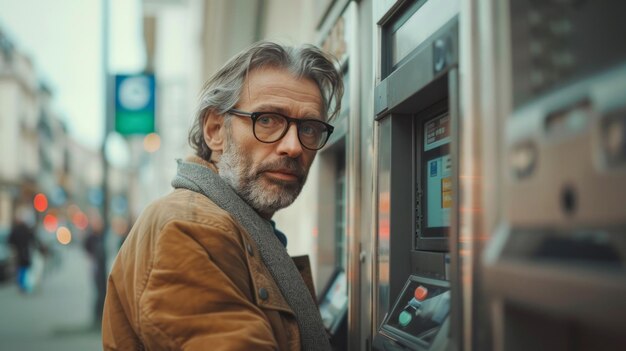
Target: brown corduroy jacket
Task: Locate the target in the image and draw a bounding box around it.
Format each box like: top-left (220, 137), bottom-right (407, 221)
top-left (102, 183), bottom-right (317, 350)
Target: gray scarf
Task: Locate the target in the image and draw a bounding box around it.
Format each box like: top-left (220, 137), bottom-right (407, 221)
top-left (171, 159), bottom-right (331, 351)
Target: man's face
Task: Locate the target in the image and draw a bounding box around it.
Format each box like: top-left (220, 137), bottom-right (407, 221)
top-left (215, 67), bottom-right (323, 218)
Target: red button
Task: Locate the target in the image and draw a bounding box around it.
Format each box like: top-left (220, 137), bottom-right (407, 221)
top-left (414, 286), bottom-right (428, 301)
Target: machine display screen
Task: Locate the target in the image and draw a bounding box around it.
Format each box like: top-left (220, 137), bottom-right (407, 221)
top-left (381, 275), bottom-right (451, 348)
top-left (319, 269), bottom-right (348, 335)
top-left (421, 113), bottom-right (451, 238)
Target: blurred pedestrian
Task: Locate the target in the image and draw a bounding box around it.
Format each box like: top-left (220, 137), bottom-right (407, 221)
top-left (8, 207), bottom-right (41, 294)
top-left (102, 41), bottom-right (343, 350)
top-left (84, 214), bottom-right (107, 328)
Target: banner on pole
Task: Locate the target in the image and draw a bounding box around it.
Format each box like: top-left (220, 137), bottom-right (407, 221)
top-left (114, 74), bottom-right (156, 135)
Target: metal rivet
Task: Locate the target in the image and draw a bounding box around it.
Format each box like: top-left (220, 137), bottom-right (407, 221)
top-left (259, 287), bottom-right (269, 300)
top-left (246, 243), bottom-right (253, 256)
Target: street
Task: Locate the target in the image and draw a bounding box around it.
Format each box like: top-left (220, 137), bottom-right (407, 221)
top-left (0, 244), bottom-right (102, 351)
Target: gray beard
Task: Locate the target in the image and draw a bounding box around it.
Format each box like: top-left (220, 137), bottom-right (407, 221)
top-left (217, 139), bottom-right (307, 217)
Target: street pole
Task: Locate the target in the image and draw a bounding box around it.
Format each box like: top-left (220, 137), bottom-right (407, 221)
top-left (96, 0), bottom-right (111, 327)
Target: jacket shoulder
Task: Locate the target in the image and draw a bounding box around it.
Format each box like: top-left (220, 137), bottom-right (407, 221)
top-left (142, 188), bottom-right (238, 232)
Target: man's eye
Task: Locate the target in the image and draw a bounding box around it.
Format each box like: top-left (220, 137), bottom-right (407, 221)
top-left (257, 115), bottom-right (279, 126)
top-left (300, 122), bottom-right (323, 137)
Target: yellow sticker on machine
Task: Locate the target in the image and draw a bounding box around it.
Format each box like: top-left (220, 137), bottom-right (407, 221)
top-left (441, 177), bottom-right (452, 208)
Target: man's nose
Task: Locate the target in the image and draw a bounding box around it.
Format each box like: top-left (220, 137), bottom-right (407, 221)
top-left (276, 124), bottom-right (303, 158)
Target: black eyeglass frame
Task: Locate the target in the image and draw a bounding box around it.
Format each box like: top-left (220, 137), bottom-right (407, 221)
top-left (228, 108), bottom-right (334, 150)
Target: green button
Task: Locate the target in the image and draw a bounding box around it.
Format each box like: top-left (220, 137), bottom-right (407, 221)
top-left (398, 310), bottom-right (412, 327)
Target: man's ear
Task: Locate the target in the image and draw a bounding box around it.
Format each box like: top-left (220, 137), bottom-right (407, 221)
top-left (203, 110), bottom-right (226, 156)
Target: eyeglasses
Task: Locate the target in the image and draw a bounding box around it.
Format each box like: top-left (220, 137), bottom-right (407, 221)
top-left (228, 109), bottom-right (334, 150)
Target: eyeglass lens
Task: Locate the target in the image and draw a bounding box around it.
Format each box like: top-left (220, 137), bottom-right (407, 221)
top-left (254, 113), bottom-right (329, 149)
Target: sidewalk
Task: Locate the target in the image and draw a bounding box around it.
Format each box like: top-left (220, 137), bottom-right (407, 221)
top-left (0, 243), bottom-right (102, 351)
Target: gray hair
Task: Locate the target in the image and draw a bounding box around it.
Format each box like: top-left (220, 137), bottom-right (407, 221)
top-left (189, 41), bottom-right (344, 161)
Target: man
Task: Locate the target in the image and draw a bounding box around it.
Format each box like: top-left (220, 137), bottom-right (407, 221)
top-left (102, 41), bottom-right (343, 351)
top-left (8, 207), bottom-right (39, 294)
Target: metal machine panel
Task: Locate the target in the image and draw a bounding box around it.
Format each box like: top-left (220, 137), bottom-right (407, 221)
top-left (483, 1), bottom-right (626, 350)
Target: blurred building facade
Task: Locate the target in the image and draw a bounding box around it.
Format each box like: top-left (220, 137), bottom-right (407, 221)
top-left (0, 27), bottom-right (131, 250)
top-left (0, 29), bottom-right (42, 231)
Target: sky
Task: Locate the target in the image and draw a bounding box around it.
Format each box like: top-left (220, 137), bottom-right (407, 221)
top-left (0, 0), bottom-right (144, 151)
